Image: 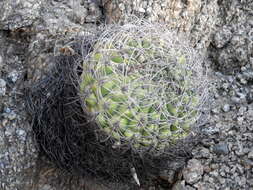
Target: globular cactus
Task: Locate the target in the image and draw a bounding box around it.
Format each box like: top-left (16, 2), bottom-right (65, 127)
top-left (80, 20), bottom-right (208, 151)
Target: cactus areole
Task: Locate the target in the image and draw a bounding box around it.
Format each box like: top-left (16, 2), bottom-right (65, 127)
top-left (80, 22), bottom-right (206, 151)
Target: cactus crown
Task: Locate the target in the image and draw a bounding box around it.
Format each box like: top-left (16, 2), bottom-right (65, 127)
top-left (80, 20), bottom-right (208, 152)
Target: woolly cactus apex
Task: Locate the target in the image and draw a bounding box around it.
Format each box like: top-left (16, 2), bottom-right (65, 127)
top-left (80, 20), bottom-right (208, 152)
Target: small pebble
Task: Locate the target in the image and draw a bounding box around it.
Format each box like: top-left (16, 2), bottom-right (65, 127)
top-left (7, 112), bottom-right (16, 120)
top-left (159, 170), bottom-right (175, 184)
top-left (16, 129), bottom-right (26, 136)
top-left (213, 143), bottom-right (229, 155)
top-left (183, 159), bottom-right (203, 184)
top-left (240, 78), bottom-right (247, 84)
top-left (0, 55), bottom-right (3, 68)
top-left (231, 97), bottom-right (241, 103)
top-left (236, 92), bottom-right (246, 100)
top-left (237, 117), bottom-right (244, 124)
top-left (192, 147), bottom-right (210, 159)
top-left (222, 104), bottom-right (230, 112)
top-left (238, 106), bottom-right (247, 115)
top-left (172, 180), bottom-right (186, 190)
top-left (212, 108), bottom-right (219, 114)
top-left (248, 151), bottom-right (253, 160)
top-left (0, 79), bottom-right (7, 96)
top-left (139, 7), bottom-right (146, 13)
top-left (8, 70), bottom-right (19, 83)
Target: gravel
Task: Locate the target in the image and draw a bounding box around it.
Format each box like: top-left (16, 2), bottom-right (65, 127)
top-left (179, 68), bottom-right (253, 189)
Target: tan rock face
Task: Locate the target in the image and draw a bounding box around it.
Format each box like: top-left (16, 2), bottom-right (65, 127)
top-left (103, 0), bottom-right (200, 27)
top-left (102, 0), bottom-right (218, 49)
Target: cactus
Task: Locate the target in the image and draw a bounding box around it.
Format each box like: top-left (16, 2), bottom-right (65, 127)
top-left (80, 21), bottom-right (208, 151)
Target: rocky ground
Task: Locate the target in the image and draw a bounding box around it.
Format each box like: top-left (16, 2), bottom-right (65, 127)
top-left (0, 0), bottom-right (253, 189)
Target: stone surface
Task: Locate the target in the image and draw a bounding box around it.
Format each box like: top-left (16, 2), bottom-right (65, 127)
top-left (209, 0), bottom-right (253, 73)
top-left (0, 0), bottom-right (42, 30)
top-left (0, 0), bottom-right (102, 31)
top-left (0, 30), bottom-right (38, 190)
top-left (102, 0), bottom-right (219, 49)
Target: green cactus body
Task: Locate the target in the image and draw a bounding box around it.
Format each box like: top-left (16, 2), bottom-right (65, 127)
top-left (80, 25), bottom-right (206, 151)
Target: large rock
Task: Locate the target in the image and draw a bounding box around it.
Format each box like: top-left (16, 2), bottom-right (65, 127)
top-left (209, 0), bottom-right (253, 73)
top-left (0, 0), bottom-right (102, 31)
top-left (0, 1), bottom-right (101, 189)
top-left (0, 0), bottom-right (42, 30)
top-left (102, 0), bottom-right (219, 49)
top-left (0, 30), bottom-right (37, 190)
